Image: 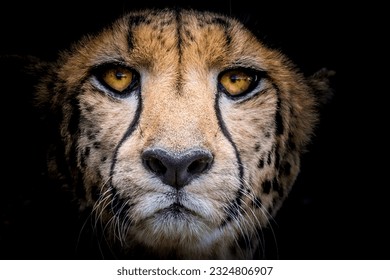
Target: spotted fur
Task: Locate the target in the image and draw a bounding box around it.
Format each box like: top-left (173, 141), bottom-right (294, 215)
top-left (29, 8), bottom-right (333, 259)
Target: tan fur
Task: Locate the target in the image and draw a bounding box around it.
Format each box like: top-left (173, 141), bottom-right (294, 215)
top-left (33, 8), bottom-right (333, 259)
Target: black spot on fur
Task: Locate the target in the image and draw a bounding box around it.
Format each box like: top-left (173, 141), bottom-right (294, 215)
top-left (93, 142), bottom-right (100, 149)
top-left (254, 143), bottom-right (261, 152)
top-left (84, 146), bottom-right (90, 157)
top-left (85, 105), bottom-right (94, 112)
top-left (281, 161), bottom-right (291, 177)
top-left (262, 180), bottom-right (272, 194)
top-left (101, 156), bottom-right (107, 162)
top-left (257, 158), bottom-right (265, 169)
top-left (87, 131), bottom-right (96, 141)
top-left (272, 178), bottom-right (284, 197)
top-left (267, 152), bottom-right (272, 165)
top-left (287, 133), bottom-right (296, 151)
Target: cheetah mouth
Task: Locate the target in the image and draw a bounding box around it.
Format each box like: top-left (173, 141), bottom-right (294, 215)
top-left (158, 202), bottom-right (198, 218)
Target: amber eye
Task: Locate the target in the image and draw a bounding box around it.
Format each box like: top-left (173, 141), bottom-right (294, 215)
top-left (100, 66), bottom-right (136, 93)
top-left (219, 69), bottom-right (259, 96)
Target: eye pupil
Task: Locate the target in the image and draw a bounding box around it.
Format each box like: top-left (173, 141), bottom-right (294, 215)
top-left (231, 76), bottom-right (240, 83)
top-left (115, 72), bottom-right (126, 79)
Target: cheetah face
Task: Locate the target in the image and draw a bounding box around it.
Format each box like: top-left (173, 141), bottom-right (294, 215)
top-left (38, 9), bottom-right (332, 259)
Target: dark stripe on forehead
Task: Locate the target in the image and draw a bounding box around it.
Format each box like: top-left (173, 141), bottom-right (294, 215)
top-left (126, 13), bottom-right (153, 51)
top-left (214, 93), bottom-right (245, 227)
top-left (175, 9), bottom-right (183, 94)
top-left (175, 9), bottom-right (183, 61)
top-left (210, 16), bottom-right (232, 45)
top-left (195, 12), bottom-right (232, 45)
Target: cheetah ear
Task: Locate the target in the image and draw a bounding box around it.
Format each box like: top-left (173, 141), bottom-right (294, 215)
top-left (307, 67), bottom-right (335, 106)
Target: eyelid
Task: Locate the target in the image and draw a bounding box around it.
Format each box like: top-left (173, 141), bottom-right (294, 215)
top-left (218, 67), bottom-right (265, 98)
top-left (92, 63), bottom-right (140, 97)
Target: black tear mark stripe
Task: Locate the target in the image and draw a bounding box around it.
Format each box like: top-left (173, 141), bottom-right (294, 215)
top-left (262, 180), bottom-right (272, 194)
top-left (214, 93), bottom-right (245, 228)
top-left (108, 94), bottom-right (143, 214)
top-left (109, 96), bottom-right (142, 177)
top-left (262, 178), bottom-right (283, 197)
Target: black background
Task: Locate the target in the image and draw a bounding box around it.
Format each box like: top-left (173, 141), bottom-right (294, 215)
top-left (0, 0), bottom-right (388, 259)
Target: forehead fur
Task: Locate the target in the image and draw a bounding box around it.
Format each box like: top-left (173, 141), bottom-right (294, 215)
top-left (60, 9), bottom-right (293, 78)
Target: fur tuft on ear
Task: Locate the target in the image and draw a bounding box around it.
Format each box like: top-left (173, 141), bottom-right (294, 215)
top-left (308, 67), bottom-right (335, 106)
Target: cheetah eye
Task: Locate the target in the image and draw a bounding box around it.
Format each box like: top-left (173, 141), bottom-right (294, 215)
top-left (94, 64), bottom-right (139, 95)
top-left (218, 68), bottom-right (261, 97)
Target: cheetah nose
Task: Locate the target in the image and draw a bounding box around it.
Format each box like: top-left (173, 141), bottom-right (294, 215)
top-left (142, 148), bottom-right (213, 189)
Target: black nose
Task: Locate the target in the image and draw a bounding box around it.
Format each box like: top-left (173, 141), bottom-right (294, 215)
top-left (142, 148), bottom-right (213, 189)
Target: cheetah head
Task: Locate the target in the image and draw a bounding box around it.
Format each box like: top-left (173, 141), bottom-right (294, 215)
top-left (27, 8), bottom-right (333, 259)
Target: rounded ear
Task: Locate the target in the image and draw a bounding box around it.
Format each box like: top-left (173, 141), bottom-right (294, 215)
top-left (307, 67), bottom-right (336, 107)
